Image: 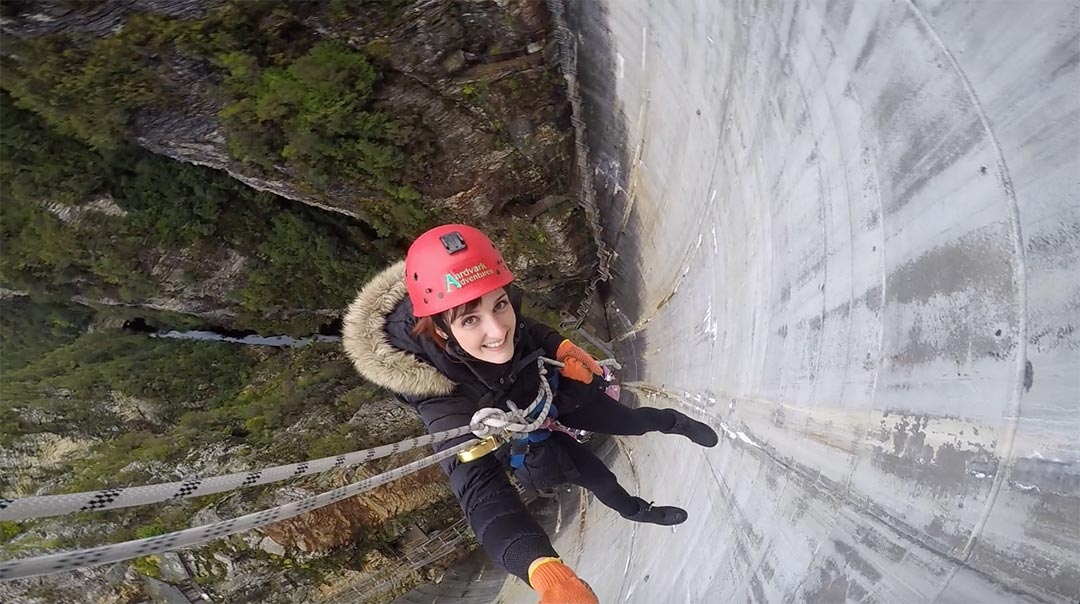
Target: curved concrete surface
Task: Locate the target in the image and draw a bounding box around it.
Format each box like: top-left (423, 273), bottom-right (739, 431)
top-left (398, 1), bottom-right (1079, 602)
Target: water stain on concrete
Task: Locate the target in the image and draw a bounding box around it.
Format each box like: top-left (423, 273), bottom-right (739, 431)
top-left (825, 0), bottom-right (857, 33)
top-left (802, 558), bottom-right (861, 602)
top-left (968, 538), bottom-right (1080, 603)
top-left (1026, 491), bottom-right (1080, 550)
top-left (748, 574), bottom-right (767, 603)
top-left (855, 525), bottom-right (908, 563)
top-left (871, 415), bottom-right (997, 498)
top-left (863, 284), bottom-right (883, 312)
top-left (1010, 457), bottom-right (1080, 497)
top-left (1024, 218), bottom-right (1080, 271)
top-left (834, 538), bottom-right (884, 582)
top-left (924, 514), bottom-right (968, 552)
top-left (888, 116), bottom-right (985, 216)
top-left (886, 227), bottom-right (1015, 306)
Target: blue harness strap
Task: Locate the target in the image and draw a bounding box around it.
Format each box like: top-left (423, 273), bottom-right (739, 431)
top-left (509, 372), bottom-right (560, 469)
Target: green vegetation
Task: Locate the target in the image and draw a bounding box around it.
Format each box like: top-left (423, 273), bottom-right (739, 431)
top-left (0, 529), bottom-right (64, 557)
top-left (1, 329), bottom-right (255, 443)
top-left (306, 424), bottom-right (359, 459)
top-left (498, 219), bottom-right (556, 259)
top-left (0, 91), bottom-right (385, 332)
top-left (0, 192), bottom-right (158, 302)
top-left (0, 1), bottom-right (578, 598)
top-left (237, 209), bottom-right (378, 325)
top-left (221, 41), bottom-right (398, 186)
top-left (0, 520), bottom-right (22, 543)
top-left (0, 298), bottom-right (95, 373)
top-left (0, 302), bottom-right (380, 489)
top-left (0, 91), bottom-right (106, 203)
top-left (0, 27), bottom-right (165, 148)
top-left (0, 320), bottom-right (414, 595)
top-left (131, 554), bottom-right (162, 578)
top-left (0, 303), bottom-right (413, 583)
top-left (216, 345), bottom-right (365, 455)
top-left (134, 523), bottom-right (168, 539)
top-left (0, 2), bottom-right (322, 150)
top-left (0, 1), bottom-right (431, 239)
top-left (216, 35), bottom-right (431, 238)
top-left (0, 91), bottom-right (191, 297)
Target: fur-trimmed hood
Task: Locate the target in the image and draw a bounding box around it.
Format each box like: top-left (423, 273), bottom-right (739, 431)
top-left (342, 261), bottom-right (456, 398)
top-left (343, 261), bottom-right (561, 404)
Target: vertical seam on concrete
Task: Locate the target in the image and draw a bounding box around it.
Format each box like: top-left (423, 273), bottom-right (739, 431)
top-left (613, 438), bottom-right (641, 603)
top-left (745, 4), bottom-right (807, 597)
top-left (863, 73), bottom-right (891, 604)
top-left (899, 1), bottom-right (1029, 601)
top-left (796, 11), bottom-right (898, 603)
top-left (700, 443), bottom-right (775, 602)
top-left (811, 21), bottom-right (885, 604)
top-left (616, 93), bottom-right (649, 244)
top-left (779, 18), bottom-right (848, 601)
top-left (612, 230), bottom-right (707, 342)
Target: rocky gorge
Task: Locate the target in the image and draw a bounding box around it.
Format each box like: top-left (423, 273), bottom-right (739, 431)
top-left (0, 1), bottom-right (593, 602)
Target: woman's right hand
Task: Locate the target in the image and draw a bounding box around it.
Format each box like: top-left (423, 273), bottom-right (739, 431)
top-left (556, 339), bottom-right (603, 384)
top-left (529, 557), bottom-right (599, 603)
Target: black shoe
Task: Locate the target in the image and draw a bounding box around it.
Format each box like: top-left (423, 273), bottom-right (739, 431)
top-left (621, 497), bottom-right (688, 526)
top-left (663, 411), bottom-right (719, 447)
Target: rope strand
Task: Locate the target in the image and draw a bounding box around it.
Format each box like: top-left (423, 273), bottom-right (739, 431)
top-left (0, 357), bottom-right (599, 581)
top-left (0, 425), bottom-right (476, 522)
top-left (0, 442), bottom-right (474, 581)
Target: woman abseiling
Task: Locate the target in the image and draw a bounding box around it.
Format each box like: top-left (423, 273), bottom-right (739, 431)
top-left (342, 224), bottom-right (717, 602)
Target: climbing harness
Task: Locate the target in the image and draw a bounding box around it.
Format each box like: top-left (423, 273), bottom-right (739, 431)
top-left (457, 357), bottom-right (560, 464)
top-left (0, 356), bottom-right (617, 581)
top-left (508, 374), bottom-right (558, 469)
top-left (455, 357), bottom-right (622, 465)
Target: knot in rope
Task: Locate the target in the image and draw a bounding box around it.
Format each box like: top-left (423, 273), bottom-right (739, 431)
top-left (469, 358), bottom-right (557, 440)
top-left (469, 407), bottom-right (514, 438)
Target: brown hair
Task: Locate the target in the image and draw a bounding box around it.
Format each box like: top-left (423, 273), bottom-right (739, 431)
top-left (411, 297), bottom-right (484, 349)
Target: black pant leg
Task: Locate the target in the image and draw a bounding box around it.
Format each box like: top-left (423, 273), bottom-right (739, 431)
top-left (556, 378), bottom-right (677, 435)
top-left (551, 433), bottom-right (640, 516)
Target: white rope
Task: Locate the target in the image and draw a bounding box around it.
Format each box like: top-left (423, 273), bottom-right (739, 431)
top-left (0, 425), bottom-right (477, 522)
top-left (1, 359), bottom-right (604, 521)
top-left (0, 441), bottom-right (475, 581)
top-left (0, 356), bottom-right (616, 581)
top-left (469, 358), bottom-right (560, 438)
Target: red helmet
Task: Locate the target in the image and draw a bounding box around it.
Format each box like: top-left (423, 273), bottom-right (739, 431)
top-left (405, 224), bottom-right (515, 317)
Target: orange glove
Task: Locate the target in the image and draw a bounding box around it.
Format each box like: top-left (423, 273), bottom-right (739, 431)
top-left (529, 557), bottom-right (598, 604)
top-left (556, 339), bottom-right (602, 384)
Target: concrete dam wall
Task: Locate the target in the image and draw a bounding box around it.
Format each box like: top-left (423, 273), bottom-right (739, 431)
top-left (400, 0), bottom-right (1079, 602)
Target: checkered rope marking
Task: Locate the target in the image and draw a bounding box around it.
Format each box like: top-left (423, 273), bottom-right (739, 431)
top-left (0, 440), bottom-right (474, 581)
top-left (171, 479), bottom-right (201, 500)
top-left (241, 472), bottom-right (262, 487)
top-left (79, 489), bottom-right (122, 512)
top-left (0, 423), bottom-right (475, 521)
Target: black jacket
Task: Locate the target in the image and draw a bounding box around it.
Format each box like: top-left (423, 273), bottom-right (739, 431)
top-left (342, 261), bottom-right (566, 582)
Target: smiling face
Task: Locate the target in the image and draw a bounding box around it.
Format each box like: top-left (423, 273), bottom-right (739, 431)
top-left (442, 288), bottom-right (516, 364)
